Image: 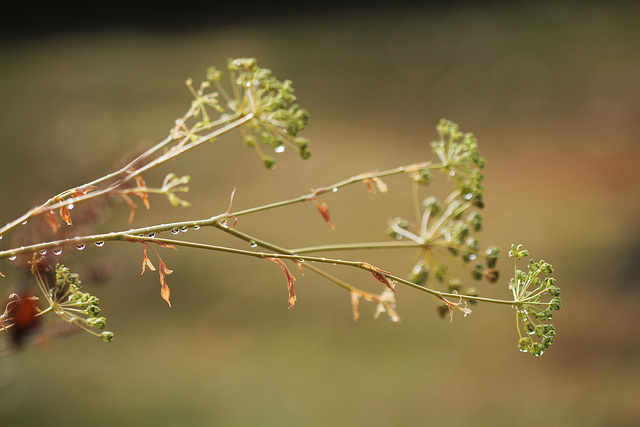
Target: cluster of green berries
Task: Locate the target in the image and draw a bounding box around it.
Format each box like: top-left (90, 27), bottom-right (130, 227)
top-left (509, 245), bottom-right (560, 356)
top-left (208, 58), bottom-right (311, 168)
top-left (53, 264), bottom-right (113, 343)
top-left (430, 119), bottom-right (485, 207)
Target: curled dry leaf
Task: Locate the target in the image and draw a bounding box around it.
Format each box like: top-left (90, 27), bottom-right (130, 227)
top-left (120, 193), bottom-right (138, 223)
top-left (359, 262), bottom-right (397, 293)
top-left (268, 258), bottom-right (297, 308)
top-left (59, 205), bottom-right (73, 226)
top-left (351, 292), bottom-right (360, 321)
top-left (44, 210), bottom-right (60, 232)
top-left (136, 240), bottom-right (176, 307)
top-left (134, 176), bottom-right (150, 209)
top-left (313, 197), bottom-right (334, 229)
top-left (358, 172), bottom-right (388, 194)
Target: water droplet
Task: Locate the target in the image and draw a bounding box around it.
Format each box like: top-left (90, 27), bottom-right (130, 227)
top-left (181, 226), bottom-right (188, 233)
top-left (76, 244), bottom-right (86, 251)
top-left (53, 248), bottom-right (63, 255)
top-left (468, 253), bottom-right (477, 261)
top-left (21, 220), bottom-right (28, 226)
top-left (249, 241), bottom-right (258, 248)
top-left (332, 188), bottom-right (338, 193)
top-left (147, 232), bottom-right (156, 238)
top-left (95, 241), bottom-right (105, 247)
top-left (274, 145), bottom-right (285, 154)
top-left (8, 255), bottom-right (16, 261)
top-left (0, 236), bottom-right (3, 240)
top-left (463, 193), bottom-right (473, 200)
top-left (39, 250), bottom-right (47, 255)
top-left (67, 203), bottom-right (74, 210)
top-left (171, 227), bottom-right (180, 234)
top-left (193, 225), bottom-right (200, 231)
top-left (448, 170), bottom-right (456, 177)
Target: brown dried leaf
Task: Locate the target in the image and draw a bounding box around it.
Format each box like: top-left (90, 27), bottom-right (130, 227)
top-left (59, 205), bottom-right (73, 226)
top-left (360, 262), bottom-right (397, 293)
top-left (44, 210), bottom-right (60, 232)
top-left (268, 258), bottom-right (297, 308)
top-left (141, 246), bottom-right (156, 274)
top-left (351, 292), bottom-right (360, 321)
top-left (120, 193), bottom-right (138, 223)
top-left (134, 176), bottom-right (150, 209)
top-left (313, 197), bottom-right (334, 229)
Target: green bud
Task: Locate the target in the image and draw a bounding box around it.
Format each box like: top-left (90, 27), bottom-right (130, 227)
top-left (532, 343), bottom-right (545, 356)
top-left (509, 244), bottom-right (529, 260)
top-left (409, 261), bottom-right (429, 286)
top-left (243, 135), bottom-right (257, 147)
top-left (101, 331), bottom-right (114, 343)
top-left (524, 321), bottom-right (535, 334)
top-left (88, 317), bottom-right (107, 329)
top-left (550, 297), bottom-right (562, 311)
top-left (263, 156), bottom-right (276, 170)
top-left (471, 263), bottom-right (484, 280)
top-left (518, 337), bottom-right (533, 352)
top-left (86, 304), bottom-right (101, 317)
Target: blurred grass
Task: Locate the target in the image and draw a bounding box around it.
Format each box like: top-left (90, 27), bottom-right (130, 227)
top-left (1, 2), bottom-right (639, 426)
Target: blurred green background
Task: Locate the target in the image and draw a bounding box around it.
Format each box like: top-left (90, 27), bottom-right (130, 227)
top-left (1, 2), bottom-right (638, 426)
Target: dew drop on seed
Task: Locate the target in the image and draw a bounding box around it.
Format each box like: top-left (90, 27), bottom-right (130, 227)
top-left (53, 248), bottom-right (63, 255)
top-left (274, 145), bottom-right (285, 154)
top-left (95, 241), bottom-right (105, 247)
top-left (171, 228), bottom-right (180, 234)
top-left (468, 253), bottom-right (477, 261)
top-left (76, 244), bottom-right (86, 251)
top-left (147, 232), bottom-right (156, 238)
top-left (463, 193), bottom-right (473, 200)
top-left (8, 255), bottom-right (16, 261)
top-left (448, 170), bottom-right (456, 177)
top-left (181, 226), bottom-right (188, 233)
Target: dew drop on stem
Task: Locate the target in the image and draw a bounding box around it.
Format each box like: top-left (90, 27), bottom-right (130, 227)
top-left (76, 244), bottom-right (86, 251)
top-left (171, 227), bottom-right (180, 234)
top-left (95, 241), bottom-right (105, 247)
top-left (53, 248), bottom-right (63, 255)
top-left (147, 232), bottom-right (156, 238)
top-left (249, 241), bottom-right (258, 248)
top-left (8, 255), bottom-right (16, 261)
top-left (181, 226), bottom-right (188, 233)
top-left (193, 225), bottom-right (200, 231)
